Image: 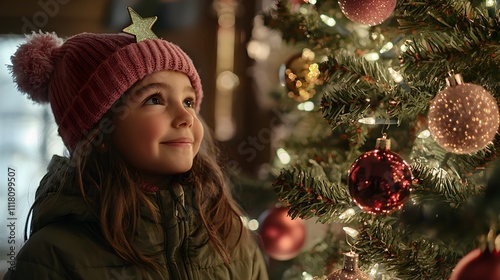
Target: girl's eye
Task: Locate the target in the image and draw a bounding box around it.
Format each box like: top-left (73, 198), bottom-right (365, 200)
top-left (143, 94), bottom-right (162, 105)
top-left (184, 98), bottom-right (196, 109)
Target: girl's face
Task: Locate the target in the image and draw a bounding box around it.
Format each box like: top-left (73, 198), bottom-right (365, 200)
top-left (112, 70), bottom-right (204, 185)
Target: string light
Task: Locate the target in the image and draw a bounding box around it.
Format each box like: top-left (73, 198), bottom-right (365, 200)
top-left (319, 14), bottom-right (351, 37)
top-left (247, 219), bottom-right (259, 231)
top-left (369, 264), bottom-right (380, 277)
top-left (320, 14), bottom-right (336, 27)
top-left (297, 101), bottom-right (315, 111)
top-left (400, 44), bottom-right (408, 52)
top-left (277, 148), bottom-right (291, 164)
top-left (379, 42), bottom-right (394, 54)
top-left (358, 117), bottom-right (376, 125)
top-left (418, 130), bottom-right (431, 138)
top-left (388, 67), bottom-right (403, 83)
top-left (364, 52), bottom-right (380, 61)
top-left (358, 117), bottom-right (400, 125)
top-left (388, 67), bottom-right (411, 91)
top-left (301, 271), bottom-right (314, 280)
top-left (339, 208), bottom-right (356, 219)
top-left (379, 35), bottom-right (404, 59)
top-left (343, 226), bottom-right (360, 238)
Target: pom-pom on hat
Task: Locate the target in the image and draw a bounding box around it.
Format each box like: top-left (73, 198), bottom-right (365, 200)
top-left (10, 30), bottom-right (202, 153)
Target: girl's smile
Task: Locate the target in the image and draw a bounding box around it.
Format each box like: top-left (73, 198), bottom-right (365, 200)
top-left (161, 137), bottom-right (194, 145)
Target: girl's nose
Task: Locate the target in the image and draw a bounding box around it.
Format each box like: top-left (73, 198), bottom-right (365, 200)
top-left (172, 106), bottom-right (194, 128)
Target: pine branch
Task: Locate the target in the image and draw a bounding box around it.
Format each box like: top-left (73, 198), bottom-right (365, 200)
top-left (356, 217), bottom-right (467, 280)
top-left (287, 229), bottom-right (348, 277)
top-left (444, 136), bottom-right (500, 177)
top-left (272, 167), bottom-right (353, 223)
top-left (320, 54), bottom-right (394, 129)
top-left (412, 133), bottom-right (500, 180)
top-left (319, 54), bottom-right (433, 150)
top-left (397, 0), bottom-right (480, 31)
top-left (410, 161), bottom-right (484, 205)
top-left (261, 0), bottom-right (355, 52)
top-left (398, 0), bottom-right (500, 92)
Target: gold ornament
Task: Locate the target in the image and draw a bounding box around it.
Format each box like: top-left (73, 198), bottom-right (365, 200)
top-left (427, 74), bottom-right (500, 154)
top-left (280, 48), bottom-right (322, 102)
top-left (122, 7), bottom-right (159, 42)
top-left (326, 252), bottom-right (370, 280)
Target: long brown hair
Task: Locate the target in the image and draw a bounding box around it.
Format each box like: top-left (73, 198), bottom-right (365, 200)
top-left (66, 111), bottom-right (246, 272)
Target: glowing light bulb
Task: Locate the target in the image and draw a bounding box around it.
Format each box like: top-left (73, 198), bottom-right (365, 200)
top-left (358, 117), bottom-right (376, 125)
top-left (320, 14), bottom-right (337, 27)
top-left (301, 271), bottom-right (313, 280)
top-left (380, 42), bottom-right (394, 53)
top-left (339, 208), bottom-right (356, 219)
top-left (388, 67), bottom-right (403, 83)
top-left (277, 148), bottom-right (291, 164)
top-left (364, 52), bottom-right (380, 61)
top-left (298, 101), bottom-right (315, 111)
top-left (369, 263), bottom-right (380, 277)
top-left (418, 130), bottom-right (431, 138)
top-left (248, 219), bottom-right (259, 231)
top-left (343, 226), bottom-right (359, 238)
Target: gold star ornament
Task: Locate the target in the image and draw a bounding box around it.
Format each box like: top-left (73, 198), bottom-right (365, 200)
top-left (122, 7), bottom-right (159, 42)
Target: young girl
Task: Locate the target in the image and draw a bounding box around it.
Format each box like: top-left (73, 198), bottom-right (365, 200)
top-left (5, 8), bottom-right (268, 280)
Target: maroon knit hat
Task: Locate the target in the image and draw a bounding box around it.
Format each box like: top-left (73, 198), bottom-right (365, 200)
top-left (9, 31), bottom-right (203, 153)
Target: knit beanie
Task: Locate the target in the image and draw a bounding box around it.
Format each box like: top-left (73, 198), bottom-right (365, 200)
top-left (9, 31), bottom-right (203, 153)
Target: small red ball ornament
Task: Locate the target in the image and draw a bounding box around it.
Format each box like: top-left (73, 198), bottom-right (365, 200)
top-left (348, 136), bottom-right (412, 214)
top-left (449, 248), bottom-right (500, 280)
top-left (258, 205), bottom-right (306, 261)
top-left (338, 0), bottom-right (396, 26)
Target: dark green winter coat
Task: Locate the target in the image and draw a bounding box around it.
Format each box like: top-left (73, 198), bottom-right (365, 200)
top-left (3, 156), bottom-right (269, 280)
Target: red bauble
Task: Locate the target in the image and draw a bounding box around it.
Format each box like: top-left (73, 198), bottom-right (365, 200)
top-left (338, 0), bottom-right (396, 26)
top-left (348, 138), bottom-right (412, 214)
top-left (449, 249), bottom-right (500, 280)
top-left (258, 206), bottom-right (306, 261)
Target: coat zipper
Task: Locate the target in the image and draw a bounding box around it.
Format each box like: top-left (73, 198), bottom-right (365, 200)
top-left (157, 185), bottom-right (191, 279)
top-left (171, 184), bottom-right (190, 280)
top-left (156, 192), bottom-right (177, 279)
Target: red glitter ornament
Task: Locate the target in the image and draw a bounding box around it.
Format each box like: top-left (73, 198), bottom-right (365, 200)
top-left (348, 136), bottom-right (412, 214)
top-left (338, 0), bottom-right (396, 26)
top-left (258, 205), bottom-right (306, 261)
top-left (449, 248), bottom-right (500, 280)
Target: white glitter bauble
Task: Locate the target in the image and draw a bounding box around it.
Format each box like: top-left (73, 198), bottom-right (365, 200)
top-left (427, 74), bottom-right (499, 154)
top-left (338, 0), bottom-right (396, 26)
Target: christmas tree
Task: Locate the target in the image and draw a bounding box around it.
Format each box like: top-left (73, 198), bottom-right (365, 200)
top-left (249, 0), bottom-right (500, 279)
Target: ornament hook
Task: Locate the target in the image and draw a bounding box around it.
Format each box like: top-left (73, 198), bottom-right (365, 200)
top-left (446, 72), bottom-right (464, 87)
top-left (342, 226), bottom-right (359, 253)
